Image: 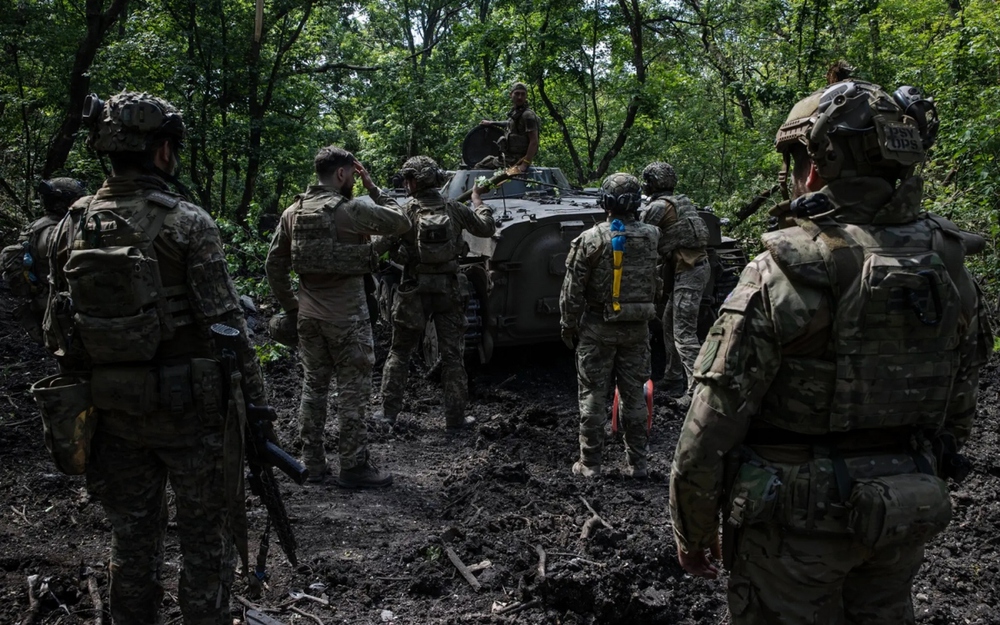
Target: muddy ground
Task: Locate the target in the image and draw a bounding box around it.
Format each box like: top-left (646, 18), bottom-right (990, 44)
top-left (1, 286), bottom-right (998, 625)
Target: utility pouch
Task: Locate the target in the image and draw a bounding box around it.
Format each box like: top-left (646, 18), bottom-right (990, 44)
top-left (847, 473), bottom-right (952, 549)
top-left (30, 374), bottom-right (97, 475)
top-left (727, 461), bottom-right (782, 528)
top-left (91, 366), bottom-right (157, 413)
top-left (74, 308), bottom-right (161, 364)
top-left (603, 301), bottom-right (656, 322)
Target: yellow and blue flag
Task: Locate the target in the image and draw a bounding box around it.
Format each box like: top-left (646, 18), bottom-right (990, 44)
top-left (611, 219), bottom-right (625, 312)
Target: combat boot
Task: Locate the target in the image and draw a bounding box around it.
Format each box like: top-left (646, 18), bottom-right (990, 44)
top-left (572, 460), bottom-right (601, 478)
top-left (625, 459), bottom-right (648, 479)
top-left (303, 446), bottom-right (327, 484)
top-left (337, 458), bottom-right (393, 489)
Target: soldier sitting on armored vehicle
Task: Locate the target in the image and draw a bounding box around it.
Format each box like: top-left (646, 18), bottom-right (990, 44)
top-left (477, 81), bottom-right (539, 172)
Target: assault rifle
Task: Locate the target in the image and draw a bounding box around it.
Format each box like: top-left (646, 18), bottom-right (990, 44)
top-left (211, 323), bottom-right (307, 583)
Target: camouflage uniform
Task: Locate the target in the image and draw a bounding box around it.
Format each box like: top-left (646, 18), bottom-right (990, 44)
top-left (47, 176), bottom-right (265, 625)
top-left (265, 184), bottom-right (408, 477)
top-left (377, 159), bottom-right (496, 427)
top-left (560, 174), bottom-right (660, 475)
top-left (670, 79), bottom-right (992, 624)
top-left (1, 178), bottom-right (86, 343)
top-left (640, 190), bottom-right (709, 394)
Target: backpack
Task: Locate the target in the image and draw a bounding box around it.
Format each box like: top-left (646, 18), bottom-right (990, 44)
top-left (1, 215), bottom-right (59, 298)
top-left (61, 195), bottom-right (184, 364)
top-left (415, 206), bottom-right (460, 268)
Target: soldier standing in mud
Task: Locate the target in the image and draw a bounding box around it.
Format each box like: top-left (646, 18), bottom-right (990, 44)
top-left (478, 81), bottom-right (539, 172)
top-left (639, 162), bottom-right (710, 407)
top-left (373, 156), bottom-right (496, 429)
top-left (670, 75), bottom-right (993, 623)
top-left (1, 178), bottom-right (87, 344)
top-left (560, 173), bottom-right (660, 479)
top-left (265, 145), bottom-right (409, 488)
top-left (41, 92), bottom-right (266, 624)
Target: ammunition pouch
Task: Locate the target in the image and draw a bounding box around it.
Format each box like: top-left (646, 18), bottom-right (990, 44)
top-left (30, 374), bottom-right (97, 475)
top-left (74, 308), bottom-right (161, 364)
top-left (727, 460), bottom-right (782, 528)
top-left (847, 473), bottom-right (952, 549)
top-left (90, 359), bottom-right (221, 416)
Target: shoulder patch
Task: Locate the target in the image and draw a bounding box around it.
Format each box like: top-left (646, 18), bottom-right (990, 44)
top-left (762, 227), bottom-right (831, 288)
top-left (146, 191), bottom-right (181, 210)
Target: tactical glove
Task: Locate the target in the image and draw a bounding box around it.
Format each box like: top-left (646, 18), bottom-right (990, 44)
top-left (561, 326), bottom-right (578, 350)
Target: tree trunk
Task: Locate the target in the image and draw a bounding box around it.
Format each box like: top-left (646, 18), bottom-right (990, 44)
top-left (42, 0), bottom-right (130, 178)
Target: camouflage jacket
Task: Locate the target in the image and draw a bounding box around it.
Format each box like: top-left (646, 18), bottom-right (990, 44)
top-left (45, 175), bottom-right (267, 401)
top-left (265, 185), bottom-right (408, 325)
top-left (669, 176), bottom-right (994, 553)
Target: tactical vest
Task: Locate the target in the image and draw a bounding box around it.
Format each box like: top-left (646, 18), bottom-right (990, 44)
top-left (409, 197), bottom-right (463, 274)
top-left (757, 213), bottom-right (970, 434)
top-left (62, 192), bottom-right (194, 364)
top-left (290, 193), bottom-right (376, 276)
top-left (585, 219), bottom-right (660, 322)
top-left (501, 107), bottom-right (531, 156)
top-left (657, 195), bottom-right (709, 254)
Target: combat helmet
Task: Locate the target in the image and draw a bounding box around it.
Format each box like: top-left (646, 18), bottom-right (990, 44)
top-left (399, 156), bottom-right (445, 192)
top-left (775, 78), bottom-right (938, 194)
top-left (81, 91), bottom-right (187, 154)
top-left (38, 178), bottom-right (86, 215)
top-left (641, 162), bottom-right (677, 195)
top-left (599, 173), bottom-right (642, 214)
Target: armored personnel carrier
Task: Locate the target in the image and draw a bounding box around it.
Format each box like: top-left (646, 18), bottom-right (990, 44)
top-left (375, 126), bottom-right (748, 365)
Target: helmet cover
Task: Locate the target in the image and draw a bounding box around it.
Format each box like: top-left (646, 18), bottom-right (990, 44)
top-left (38, 178), bottom-right (86, 214)
top-left (774, 80), bottom-right (935, 181)
top-left (641, 162), bottom-right (677, 195)
top-left (268, 312), bottom-right (298, 347)
top-left (83, 91), bottom-right (186, 154)
top-left (600, 173), bottom-right (642, 213)
top-left (399, 156), bottom-right (445, 191)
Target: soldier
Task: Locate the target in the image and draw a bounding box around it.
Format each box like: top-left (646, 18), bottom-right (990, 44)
top-left (479, 81), bottom-right (539, 171)
top-left (560, 173), bottom-right (661, 478)
top-left (639, 162), bottom-right (710, 404)
top-left (265, 146), bottom-right (409, 488)
top-left (42, 92), bottom-right (266, 624)
top-left (1, 178), bottom-right (87, 344)
top-left (373, 156), bottom-right (496, 428)
top-left (669, 78), bottom-right (993, 623)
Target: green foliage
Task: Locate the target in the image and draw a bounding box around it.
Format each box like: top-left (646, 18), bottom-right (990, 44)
top-left (0, 0), bottom-right (997, 300)
top-left (255, 341), bottom-right (291, 365)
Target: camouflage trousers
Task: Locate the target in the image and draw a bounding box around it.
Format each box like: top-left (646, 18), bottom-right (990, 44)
top-left (297, 315), bottom-right (374, 472)
top-left (86, 399), bottom-right (233, 625)
top-left (662, 260), bottom-right (710, 390)
top-left (575, 316), bottom-right (650, 468)
top-left (381, 280), bottom-right (468, 423)
top-left (728, 522), bottom-right (925, 624)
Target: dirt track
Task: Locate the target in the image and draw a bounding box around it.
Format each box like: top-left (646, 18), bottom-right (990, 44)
top-left (1, 288), bottom-right (998, 624)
